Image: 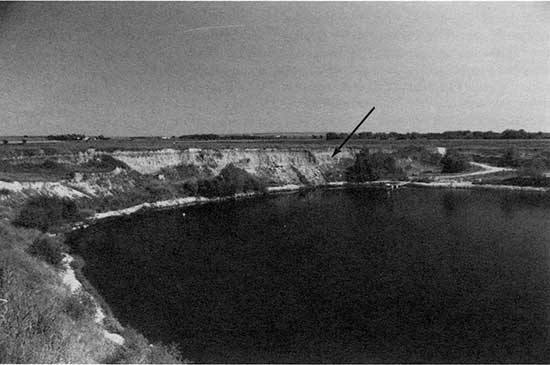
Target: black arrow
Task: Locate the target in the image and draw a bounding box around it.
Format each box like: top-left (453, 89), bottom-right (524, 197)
top-left (331, 106), bottom-right (376, 158)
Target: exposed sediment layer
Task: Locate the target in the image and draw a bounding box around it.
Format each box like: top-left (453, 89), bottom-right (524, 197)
top-left (112, 147), bottom-right (358, 184)
top-left (0, 147), bottom-right (362, 200)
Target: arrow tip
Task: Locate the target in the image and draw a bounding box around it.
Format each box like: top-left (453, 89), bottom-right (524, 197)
top-left (331, 147), bottom-right (341, 158)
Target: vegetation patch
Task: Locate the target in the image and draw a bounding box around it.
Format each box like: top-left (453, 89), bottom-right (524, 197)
top-left (0, 159), bottom-right (73, 180)
top-left (0, 231), bottom-right (118, 363)
top-left (14, 196), bottom-right (82, 231)
top-left (26, 235), bottom-right (67, 268)
top-left (440, 150), bottom-right (471, 173)
top-left (494, 177), bottom-right (550, 188)
top-left (345, 149), bottom-right (406, 182)
top-left (81, 155), bottom-right (128, 172)
top-left (395, 145), bottom-right (442, 166)
top-left (63, 291), bottom-right (96, 321)
top-left (196, 164), bottom-right (266, 197)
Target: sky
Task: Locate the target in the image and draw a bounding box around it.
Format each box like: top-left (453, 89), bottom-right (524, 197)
top-left (0, 2), bottom-right (548, 136)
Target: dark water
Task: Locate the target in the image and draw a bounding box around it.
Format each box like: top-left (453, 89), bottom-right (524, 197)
top-left (69, 188), bottom-right (550, 363)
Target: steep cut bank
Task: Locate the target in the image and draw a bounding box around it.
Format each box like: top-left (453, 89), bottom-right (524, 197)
top-left (0, 144), bottom-right (448, 203)
top-left (113, 147), bottom-right (358, 184)
top-left (0, 147), bottom-right (363, 204)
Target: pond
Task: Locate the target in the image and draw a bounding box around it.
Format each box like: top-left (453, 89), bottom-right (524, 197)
top-left (68, 188), bottom-right (550, 363)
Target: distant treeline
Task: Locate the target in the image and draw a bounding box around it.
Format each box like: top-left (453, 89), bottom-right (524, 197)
top-left (178, 134), bottom-right (324, 140)
top-left (179, 129), bottom-right (550, 141)
top-left (46, 134), bottom-right (110, 141)
top-left (43, 129), bottom-right (550, 142)
top-left (326, 129), bottom-right (550, 140)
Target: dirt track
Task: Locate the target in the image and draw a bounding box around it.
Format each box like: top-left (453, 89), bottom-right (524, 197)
top-left (436, 162), bottom-right (515, 180)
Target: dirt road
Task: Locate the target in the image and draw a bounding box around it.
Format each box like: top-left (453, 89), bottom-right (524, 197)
top-left (436, 162), bottom-right (515, 181)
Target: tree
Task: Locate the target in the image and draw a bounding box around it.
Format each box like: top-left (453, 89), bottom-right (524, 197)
top-left (499, 147), bottom-right (521, 167)
top-left (519, 158), bottom-right (546, 177)
top-left (440, 150), bottom-right (470, 173)
top-left (345, 149), bottom-right (405, 182)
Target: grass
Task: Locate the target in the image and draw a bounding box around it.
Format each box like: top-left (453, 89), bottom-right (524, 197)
top-left (0, 222), bottom-right (117, 363)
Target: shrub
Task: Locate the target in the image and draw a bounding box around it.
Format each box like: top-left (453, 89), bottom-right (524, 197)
top-left (175, 178), bottom-right (199, 196)
top-left (499, 147), bottom-right (522, 168)
top-left (518, 158), bottom-right (547, 178)
top-left (41, 159), bottom-right (62, 170)
top-left (396, 145), bottom-right (442, 166)
top-left (14, 196), bottom-right (82, 231)
top-left (63, 291), bottom-right (96, 321)
top-left (196, 164), bottom-right (266, 197)
top-left (69, 254), bottom-right (86, 271)
top-left (82, 154), bottom-right (128, 171)
top-left (345, 149), bottom-right (406, 182)
top-left (219, 164), bottom-right (266, 193)
top-left (26, 236), bottom-right (67, 268)
top-left (144, 182), bottom-right (174, 201)
top-left (197, 176), bottom-right (226, 197)
top-left (440, 150), bottom-right (470, 173)
top-left (499, 176), bottom-right (550, 187)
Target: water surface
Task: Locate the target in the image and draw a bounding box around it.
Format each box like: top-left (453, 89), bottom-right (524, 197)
top-left (69, 188), bottom-right (550, 363)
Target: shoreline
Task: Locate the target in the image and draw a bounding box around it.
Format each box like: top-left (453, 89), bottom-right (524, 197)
top-left (70, 179), bottom-right (549, 230)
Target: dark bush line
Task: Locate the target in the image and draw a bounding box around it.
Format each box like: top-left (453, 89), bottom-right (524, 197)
top-left (498, 177), bottom-right (550, 188)
top-left (14, 196), bottom-right (82, 231)
top-left (82, 154), bottom-right (129, 171)
top-left (440, 150), bottom-right (470, 173)
top-left (26, 235), bottom-right (68, 268)
top-left (76, 165), bottom-right (266, 214)
top-left (63, 291), bottom-right (96, 321)
top-left (0, 155), bottom-right (129, 178)
top-left (394, 145), bottom-right (442, 166)
top-left (345, 149), bottom-right (407, 182)
top-left (195, 164), bottom-right (266, 197)
top-left (327, 129), bottom-right (550, 140)
top-left (0, 159), bottom-right (73, 178)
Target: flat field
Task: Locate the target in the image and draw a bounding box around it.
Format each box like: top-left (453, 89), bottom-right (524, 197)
top-left (1, 137), bottom-right (549, 158)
